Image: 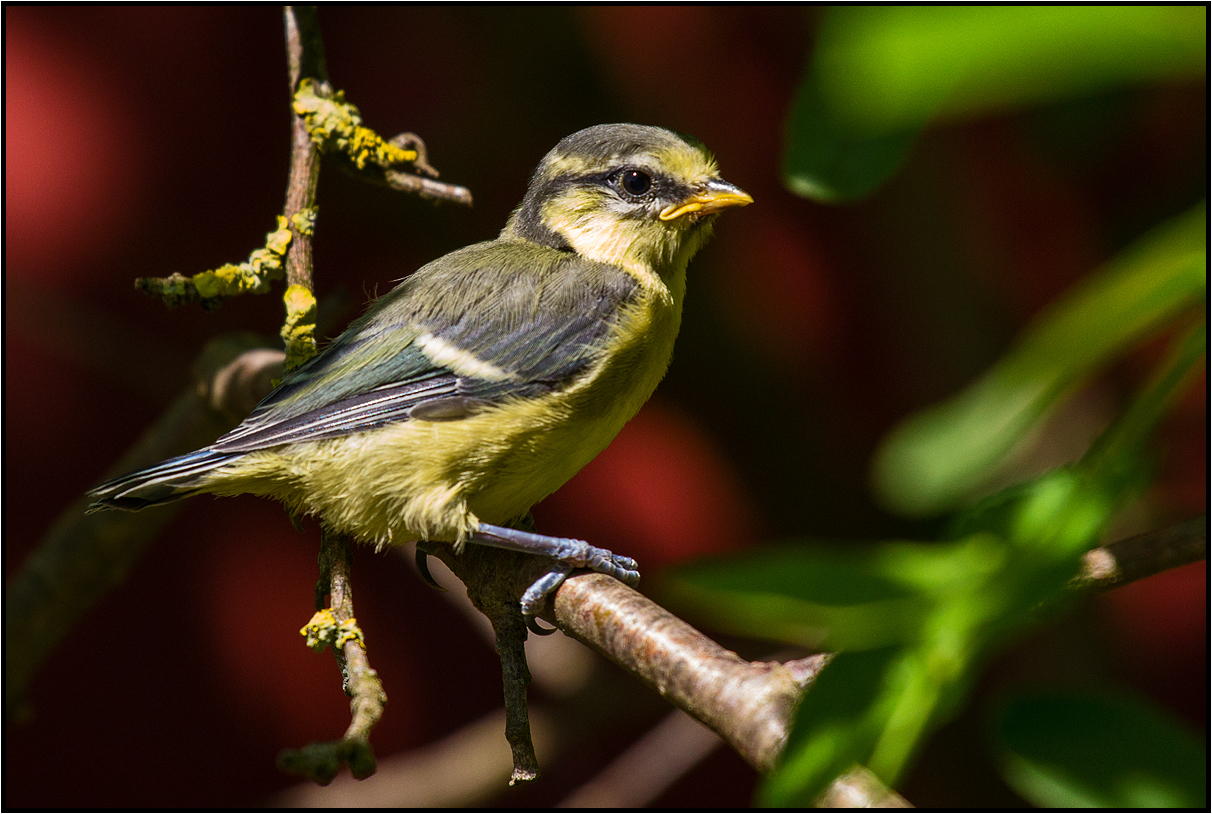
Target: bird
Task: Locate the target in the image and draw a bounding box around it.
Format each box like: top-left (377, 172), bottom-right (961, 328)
top-left (89, 123), bottom-right (753, 631)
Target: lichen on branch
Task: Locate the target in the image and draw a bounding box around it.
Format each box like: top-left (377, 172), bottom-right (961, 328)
top-left (293, 78), bottom-right (418, 171)
top-left (280, 531), bottom-right (387, 784)
top-left (300, 608), bottom-right (365, 653)
top-left (281, 283), bottom-right (318, 373)
top-left (135, 216), bottom-right (297, 309)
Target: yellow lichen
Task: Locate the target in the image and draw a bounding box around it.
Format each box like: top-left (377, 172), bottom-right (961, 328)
top-left (282, 283), bottom-right (318, 372)
top-left (194, 263), bottom-right (262, 298)
top-left (291, 207), bottom-right (318, 236)
top-left (300, 608), bottom-right (339, 653)
top-left (265, 215), bottom-right (294, 254)
top-left (191, 217), bottom-right (293, 299)
top-left (336, 618), bottom-right (365, 649)
top-left (299, 609), bottom-right (365, 653)
top-left (292, 79), bottom-right (417, 170)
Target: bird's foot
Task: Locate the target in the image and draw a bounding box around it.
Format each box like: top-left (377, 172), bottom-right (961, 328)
top-left (471, 523), bottom-right (641, 634)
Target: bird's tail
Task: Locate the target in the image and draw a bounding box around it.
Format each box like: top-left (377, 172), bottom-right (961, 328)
top-left (87, 448), bottom-right (236, 511)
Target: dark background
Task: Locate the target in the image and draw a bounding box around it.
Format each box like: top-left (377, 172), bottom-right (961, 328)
top-left (5, 6), bottom-right (1205, 807)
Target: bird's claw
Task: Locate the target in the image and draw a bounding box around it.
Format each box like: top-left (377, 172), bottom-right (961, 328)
top-left (518, 545), bottom-right (641, 635)
top-left (469, 523), bottom-right (642, 636)
top-left (415, 545), bottom-right (447, 592)
top-left (520, 563), bottom-right (572, 634)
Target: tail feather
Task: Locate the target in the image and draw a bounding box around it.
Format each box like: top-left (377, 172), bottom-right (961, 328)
top-left (87, 448), bottom-right (236, 511)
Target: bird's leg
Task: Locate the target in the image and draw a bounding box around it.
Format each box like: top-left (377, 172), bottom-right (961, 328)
top-left (469, 523), bottom-right (641, 633)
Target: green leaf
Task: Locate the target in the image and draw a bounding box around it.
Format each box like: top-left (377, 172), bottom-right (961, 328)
top-left (1081, 321), bottom-right (1207, 487)
top-left (814, 6), bottom-right (1207, 132)
top-left (666, 544), bottom-right (920, 650)
top-left (784, 7), bottom-right (1205, 201)
top-left (758, 647), bottom-right (904, 805)
top-left (665, 537), bottom-right (1010, 650)
top-left (872, 203), bottom-right (1206, 517)
top-left (994, 692), bottom-right (1207, 808)
top-left (782, 70), bottom-right (919, 202)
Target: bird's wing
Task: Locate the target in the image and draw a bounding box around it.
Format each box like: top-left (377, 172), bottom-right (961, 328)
top-left (211, 240), bottom-right (639, 453)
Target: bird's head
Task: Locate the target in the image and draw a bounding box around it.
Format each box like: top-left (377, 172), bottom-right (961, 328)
top-left (503, 124), bottom-right (752, 282)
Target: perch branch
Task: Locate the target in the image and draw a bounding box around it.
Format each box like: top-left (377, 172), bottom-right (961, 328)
top-left (548, 572), bottom-right (830, 773)
top-left (423, 512), bottom-right (1204, 794)
top-left (425, 538), bottom-right (828, 777)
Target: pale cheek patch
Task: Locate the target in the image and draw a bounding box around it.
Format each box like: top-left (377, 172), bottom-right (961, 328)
top-left (544, 194), bottom-right (683, 288)
top-left (555, 209), bottom-right (644, 268)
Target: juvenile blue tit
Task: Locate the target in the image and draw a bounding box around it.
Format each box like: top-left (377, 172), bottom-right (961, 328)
top-left (89, 123), bottom-right (752, 629)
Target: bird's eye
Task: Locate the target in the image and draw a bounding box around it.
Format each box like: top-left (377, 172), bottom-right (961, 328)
top-left (618, 169), bottom-right (652, 197)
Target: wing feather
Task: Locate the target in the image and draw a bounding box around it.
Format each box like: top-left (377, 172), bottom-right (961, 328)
top-left (210, 240), bottom-right (638, 453)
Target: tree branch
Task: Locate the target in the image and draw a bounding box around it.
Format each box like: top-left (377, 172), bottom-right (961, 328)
top-left (4, 338), bottom-right (283, 718)
top-left (1074, 515), bottom-right (1207, 593)
top-left (548, 573), bottom-right (830, 773)
top-left (278, 531), bottom-right (387, 784)
top-left (423, 542), bottom-right (544, 784)
top-left (133, 7), bottom-right (469, 319)
top-left (282, 5), bottom-right (324, 295)
top-left (421, 511), bottom-right (1205, 793)
top-left (424, 539), bottom-right (828, 777)
top-left (816, 765), bottom-right (913, 808)
top-left (271, 707), bottom-right (560, 807)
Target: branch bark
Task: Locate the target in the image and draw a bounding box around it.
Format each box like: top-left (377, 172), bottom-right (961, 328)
top-left (549, 573), bottom-right (830, 773)
top-left (425, 541), bottom-right (829, 777)
top-left (1074, 514), bottom-right (1207, 592)
top-left (282, 5), bottom-right (325, 296)
top-left (278, 531), bottom-right (387, 784)
top-left (422, 513), bottom-right (1206, 788)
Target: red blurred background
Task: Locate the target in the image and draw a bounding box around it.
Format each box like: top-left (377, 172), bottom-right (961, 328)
top-left (5, 7), bottom-right (1205, 807)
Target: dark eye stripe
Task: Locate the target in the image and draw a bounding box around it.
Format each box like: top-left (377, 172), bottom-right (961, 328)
top-left (561, 168), bottom-right (693, 205)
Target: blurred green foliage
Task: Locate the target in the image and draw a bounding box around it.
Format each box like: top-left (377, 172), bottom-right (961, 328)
top-left (786, 6), bottom-right (1206, 200)
top-left (873, 203), bottom-right (1206, 517)
top-left (994, 692), bottom-right (1207, 807)
top-left (672, 304), bottom-right (1203, 805)
top-left (673, 6), bottom-right (1207, 805)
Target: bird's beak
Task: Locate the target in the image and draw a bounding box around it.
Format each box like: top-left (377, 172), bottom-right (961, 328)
top-left (659, 179), bottom-right (754, 221)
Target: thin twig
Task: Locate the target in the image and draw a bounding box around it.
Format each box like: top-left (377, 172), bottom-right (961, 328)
top-left (282, 5), bottom-right (325, 295)
top-left (340, 133), bottom-right (474, 206)
top-left (384, 165), bottom-right (474, 207)
top-left (425, 542), bottom-right (545, 783)
top-left (1074, 515), bottom-right (1207, 592)
top-left (271, 707), bottom-right (559, 807)
top-left (278, 531), bottom-right (387, 783)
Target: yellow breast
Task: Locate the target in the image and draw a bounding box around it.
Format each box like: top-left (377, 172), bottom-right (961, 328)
top-left (207, 271), bottom-right (686, 551)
